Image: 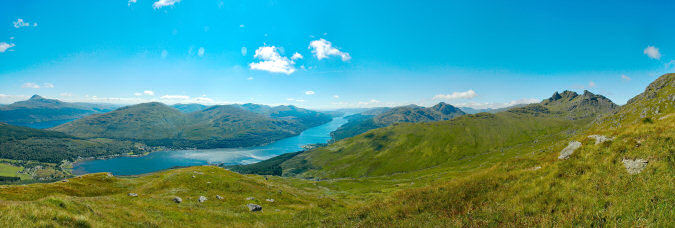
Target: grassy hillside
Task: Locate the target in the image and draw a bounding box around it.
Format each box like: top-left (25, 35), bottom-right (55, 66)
top-left (284, 90), bottom-right (617, 179)
top-left (325, 74), bottom-right (674, 226)
top-left (0, 166), bottom-right (347, 227)
top-left (330, 102), bottom-right (465, 141)
top-left (52, 102), bottom-right (333, 149)
top-left (0, 95), bottom-right (118, 129)
top-left (0, 74), bottom-right (671, 227)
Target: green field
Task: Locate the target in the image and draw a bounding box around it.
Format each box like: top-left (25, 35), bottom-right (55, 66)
top-left (0, 162), bottom-right (31, 180)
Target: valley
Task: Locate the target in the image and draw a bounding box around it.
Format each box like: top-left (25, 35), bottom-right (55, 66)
top-left (0, 74), bottom-right (672, 227)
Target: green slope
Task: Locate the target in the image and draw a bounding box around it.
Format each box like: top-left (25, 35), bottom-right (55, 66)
top-left (51, 102), bottom-right (332, 149)
top-left (282, 90), bottom-right (617, 178)
top-left (326, 73), bottom-right (675, 227)
top-left (330, 102), bottom-right (465, 141)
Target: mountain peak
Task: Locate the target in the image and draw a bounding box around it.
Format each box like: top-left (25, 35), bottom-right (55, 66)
top-left (431, 102), bottom-right (463, 115)
top-left (30, 94), bottom-right (44, 100)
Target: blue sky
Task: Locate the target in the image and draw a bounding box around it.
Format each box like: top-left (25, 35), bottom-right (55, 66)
top-left (1, 0), bottom-right (674, 109)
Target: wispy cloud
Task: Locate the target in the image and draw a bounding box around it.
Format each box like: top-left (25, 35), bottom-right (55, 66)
top-left (333, 95), bottom-right (339, 99)
top-left (665, 60), bottom-right (675, 72)
top-left (241, 47), bottom-right (247, 56)
top-left (643, 46), bottom-right (661, 60)
top-left (21, 82), bottom-right (53, 89)
top-left (588, 81), bottom-right (596, 88)
top-left (161, 94), bottom-right (189, 99)
top-left (13, 19), bottom-right (36, 28)
top-left (433, 90), bottom-right (477, 100)
top-left (309, 39), bottom-right (351, 61)
top-left (0, 94), bottom-right (29, 104)
top-left (198, 47), bottom-right (205, 57)
top-left (621, 74), bottom-right (631, 81)
top-left (287, 98), bottom-right (305, 103)
top-left (128, 0), bottom-right (137, 6)
top-left (249, 46), bottom-right (296, 74)
top-left (454, 98), bottom-right (539, 109)
top-left (153, 0), bottom-right (181, 9)
top-left (161, 50), bottom-right (168, 59)
top-left (247, 77), bottom-right (254, 80)
top-left (305, 90), bottom-right (315, 95)
top-left (0, 42), bottom-right (15, 52)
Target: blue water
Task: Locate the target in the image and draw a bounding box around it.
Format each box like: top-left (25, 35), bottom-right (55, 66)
top-left (72, 117), bottom-right (347, 176)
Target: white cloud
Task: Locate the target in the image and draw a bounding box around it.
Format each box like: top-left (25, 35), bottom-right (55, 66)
top-left (144, 90), bottom-right (155, 96)
top-left (643, 46), bottom-right (661, 60)
top-left (249, 46), bottom-right (296, 74)
top-left (153, 0), bottom-right (181, 9)
top-left (291, 52), bottom-right (303, 60)
top-left (161, 50), bottom-right (168, 59)
top-left (333, 95), bottom-right (339, 99)
top-left (128, 0), bottom-right (137, 6)
top-left (455, 98), bottom-right (539, 110)
top-left (21, 82), bottom-right (41, 89)
top-left (60, 93), bottom-right (73, 97)
top-left (198, 47), bottom-right (205, 57)
top-left (134, 92), bottom-right (142, 96)
top-left (43, 83), bottom-right (54, 88)
top-left (247, 77), bottom-right (254, 80)
top-left (305, 90), bottom-right (315, 95)
top-left (433, 90), bottom-right (477, 100)
top-left (0, 42), bottom-right (15, 52)
top-left (161, 95), bottom-right (189, 99)
top-left (588, 81), bottom-right (596, 88)
top-left (621, 74), bottom-right (631, 81)
top-left (13, 19), bottom-right (33, 28)
top-left (239, 24), bottom-right (244, 28)
top-left (308, 39), bottom-right (351, 61)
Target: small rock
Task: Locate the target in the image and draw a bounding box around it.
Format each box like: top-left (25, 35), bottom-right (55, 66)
top-left (266, 198), bottom-right (275, 202)
top-left (587, 135), bottom-right (611, 145)
top-left (173, 197), bottom-right (182, 204)
top-left (198, 196), bottom-right (207, 203)
top-left (192, 175), bottom-right (196, 178)
top-left (558, 141), bottom-right (582, 159)
top-left (622, 158), bottom-right (648, 174)
top-left (206, 181), bottom-right (211, 184)
top-left (128, 193), bottom-right (138, 197)
top-left (533, 166), bottom-right (542, 170)
top-left (61, 179), bottom-right (68, 183)
top-left (216, 195), bottom-right (224, 200)
top-left (247, 203), bottom-right (262, 212)
top-left (246, 197), bottom-right (255, 200)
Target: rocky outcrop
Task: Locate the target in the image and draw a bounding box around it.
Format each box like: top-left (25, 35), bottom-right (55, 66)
top-left (558, 141), bottom-right (582, 159)
top-left (588, 135), bottom-right (612, 145)
top-left (247, 204), bottom-right (262, 212)
top-left (622, 158), bottom-right (648, 174)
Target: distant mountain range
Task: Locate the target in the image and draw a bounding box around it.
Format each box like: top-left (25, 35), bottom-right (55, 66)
top-left (263, 89), bottom-right (619, 178)
top-left (51, 102), bottom-right (333, 149)
top-left (458, 104), bottom-right (528, 114)
top-left (330, 102), bottom-right (466, 141)
top-left (0, 95), bottom-right (119, 129)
